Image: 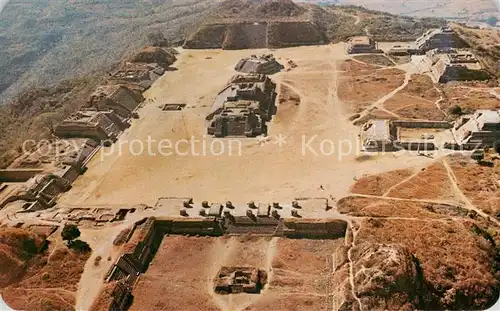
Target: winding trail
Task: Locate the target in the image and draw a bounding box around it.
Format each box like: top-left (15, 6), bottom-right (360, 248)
top-left (355, 64), bottom-right (417, 121)
top-left (346, 221), bottom-right (363, 311)
top-left (382, 168), bottom-right (422, 197)
top-left (442, 159), bottom-right (500, 227)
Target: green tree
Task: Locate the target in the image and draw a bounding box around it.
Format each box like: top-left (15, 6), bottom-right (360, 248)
top-left (61, 224), bottom-right (80, 243)
top-left (69, 239), bottom-right (91, 253)
top-left (449, 105), bottom-right (463, 115)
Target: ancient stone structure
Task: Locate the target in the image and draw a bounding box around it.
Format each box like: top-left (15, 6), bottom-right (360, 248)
top-left (55, 110), bottom-right (129, 142)
top-left (9, 139), bottom-right (98, 176)
top-left (387, 44), bottom-right (413, 56)
top-left (108, 62), bottom-right (165, 92)
top-left (95, 208), bottom-right (351, 310)
top-left (0, 173), bottom-right (71, 210)
top-left (361, 120), bottom-right (453, 152)
top-left (448, 110), bottom-right (500, 149)
top-left (87, 85), bottom-right (144, 118)
top-left (0, 138), bottom-right (100, 211)
top-left (347, 36), bottom-right (378, 54)
top-left (426, 49), bottom-right (490, 83)
top-left (207, 74), bottom-right (276, 137)
top-left (360, 120), bottom-right (395, 151)
top-left (391, 120), bottom-right (452, 151)
top-left (282, 219), bottom-right (347, 239)
top-left (129, 46), bottom-right (176, 69)
top-left (414, 27), bottom-right (468, 52)
top-left (183, 1), bottom-right (326, 50)
top-left (234, 54), bottom-right (284, 74)
top-left (214, 267), bottom-right (267, 294)
top-left (388, 27), bottom-right (468, 55)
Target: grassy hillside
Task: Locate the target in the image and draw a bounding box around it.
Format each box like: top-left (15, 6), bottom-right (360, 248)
top-left (323, 5), bottom-right (447, 42)
top-left (452, 23), bottom-right (500, 77)
top-left (0, 0), bottom-right (217, 103)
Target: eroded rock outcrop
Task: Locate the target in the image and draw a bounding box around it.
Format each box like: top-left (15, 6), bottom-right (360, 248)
top-left (351, 243), bottom-right (420, 310)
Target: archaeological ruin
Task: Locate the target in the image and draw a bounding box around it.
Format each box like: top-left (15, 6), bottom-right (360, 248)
top-left (447, 109), bottom-right (500, 149)
top-left (0, 173), bottom-right (71, 211)
top-left (93, 195), bottom-right (349, 310)
top-left (86, 85), bottom-right (144, 119)
top-left (426, 49), bottom-right (491, 83)
top-left (214, 267), bottom-right (267, 294)
top-left (0, 138), bottom-right (99, 212)
top-left (207, 74), bottom-right (276, 137)
top-left (360, 120), bottom-right (395, 152)
top-left (234, 54), bottom-right (284, 74)
top-left (361, 119), bottom-right (453, 152)
top-left (55, 110), bottom-right (129, 142)
top-left (8, 138), bottom-right (98, 177)
top-left (388, 27), bottom-right (470, 56)
top-left (183, 0), bottom-right (326, 50)
top-left (414, 27), bottom-right (469, 52)
top-left (129, 46), bottom-right (177, 69)
top-left (346, 36), bottom-right (380, 54)
top-left (107, 62), bottom-right (165, 92)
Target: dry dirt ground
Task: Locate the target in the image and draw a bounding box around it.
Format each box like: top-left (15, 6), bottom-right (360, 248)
top-left (129, 235), bottom-right (344, 311)
top-left (347, 155), bottom-right (500, 223)
top-left (0, 227), bottom-right (91, 311)
top-left (383, 74), bottom-right (446, 121)
top-left (58, 44), bottom-right (435, 210)
top-left (355, 218), bottom-right (498, 309)
top-left (441, 83), bottom-right (500, 113)
top-left (352, 54), bottom-right (395, 67)
top-left (34, 45), bottom-right (500, 310)
top-left (338, 154), bottom-right (500, 309)
top-left (446, 154), bottom-right (500, 219)
top-left (349, 168), bottom-right (415, 196)
top-left (337, 59), bottom-right (406, 114)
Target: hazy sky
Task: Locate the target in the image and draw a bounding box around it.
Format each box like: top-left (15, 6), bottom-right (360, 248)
top-left (0, 0), bottom-right (9, 14)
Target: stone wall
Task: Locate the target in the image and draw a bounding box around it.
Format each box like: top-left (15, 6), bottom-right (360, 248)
top-left (391, 120), bottom-right (452, 129)
top-left (0, 169), bottom-right (44, 182)
top-left (184, 20), bottom-right (325, 50)
top-left (282, 219), bottom-right (347, 239)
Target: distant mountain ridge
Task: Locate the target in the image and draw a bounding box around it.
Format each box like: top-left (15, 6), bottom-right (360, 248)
top-left (1, 0), bottom-right (496, 104)
top-left (0, 0), bottom-right (217, 103)
top-left (299, 0), bottom-right (499, 18)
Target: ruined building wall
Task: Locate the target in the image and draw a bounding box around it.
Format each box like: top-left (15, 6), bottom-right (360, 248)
top-left (439, 66), bottom-right (490, 83)
top-left (283, 219), bottom-right (347, 239)
top-left (223, 23), bottom-right (268, 49)
top-left (268, 21), bottom-right (325, 48)
top-left (184, 20), bottom-right (325, 50)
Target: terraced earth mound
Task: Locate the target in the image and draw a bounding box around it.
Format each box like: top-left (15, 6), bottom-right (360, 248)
top-left (184, 0), bottom-right (326, 49)
top-left (184, 1), bottom-right (450, 50)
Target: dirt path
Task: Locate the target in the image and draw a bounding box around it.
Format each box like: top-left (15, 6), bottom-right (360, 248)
top-left (346, 221), bottom-right (363, 310)
top-left (382, 169), bottom-right (422, 197)
top-left (442, 159), bottom-right (500, 226)
top-left (355, 64), bottom-right (416, 121)
top-left (75, 219), bottom-right (142, 311)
